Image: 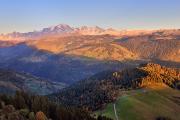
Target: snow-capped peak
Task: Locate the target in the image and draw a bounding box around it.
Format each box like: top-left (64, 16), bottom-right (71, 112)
top-left (41, 24), bottom-right (74, 33)
top-left (75, 26), bottom-right (105, 35)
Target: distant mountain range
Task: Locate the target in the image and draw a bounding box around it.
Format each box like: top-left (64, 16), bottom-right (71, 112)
top-left (0, 24), bottom-right (154, 41)
top-left (1, 24), bottom-right (180, 42)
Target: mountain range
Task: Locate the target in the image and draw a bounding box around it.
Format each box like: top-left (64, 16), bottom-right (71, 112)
top-left (0, 24), bottom-right (154, 41)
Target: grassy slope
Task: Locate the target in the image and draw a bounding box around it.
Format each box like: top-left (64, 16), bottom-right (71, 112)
top-left (95, 84), bottom-right (180, 120)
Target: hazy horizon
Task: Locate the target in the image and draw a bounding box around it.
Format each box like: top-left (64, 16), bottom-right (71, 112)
top-left (0, 0), bottom-right (180, 34)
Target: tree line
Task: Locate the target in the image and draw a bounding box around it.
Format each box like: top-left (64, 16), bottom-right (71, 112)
top-left (0, 91), bottom-right (112, 120)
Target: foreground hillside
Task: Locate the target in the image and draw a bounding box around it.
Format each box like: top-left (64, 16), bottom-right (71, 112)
top-left (50, 63), bottom-right (180, 111)
top-left (96, 84), bottom-right (180, 120)
top-left (0, 69), bottom-right (65, 95)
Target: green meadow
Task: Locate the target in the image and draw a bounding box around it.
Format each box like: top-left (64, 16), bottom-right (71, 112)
top-left (95, 85), bottom-right (180, 120)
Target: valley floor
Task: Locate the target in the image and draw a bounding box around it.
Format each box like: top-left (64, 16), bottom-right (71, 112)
top-left (95, 84), bottom-right (180, 120)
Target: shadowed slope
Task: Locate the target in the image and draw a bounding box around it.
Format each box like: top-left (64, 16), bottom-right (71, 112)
top-left (0, 43), bottom-right (135, 84)
top-left (0, 69), bottom-right (65, 95)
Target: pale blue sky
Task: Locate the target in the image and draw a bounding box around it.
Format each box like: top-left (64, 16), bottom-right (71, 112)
top-left (0, 0), bottom-right (180, 33)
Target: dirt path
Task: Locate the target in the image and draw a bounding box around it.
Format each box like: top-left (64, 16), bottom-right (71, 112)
top-left (113, 103), bottom-right (119, 120)
top-left (113, 89), bottom-right (147, 120)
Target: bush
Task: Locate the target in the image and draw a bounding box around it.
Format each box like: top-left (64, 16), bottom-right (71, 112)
top-left (19, 108), bottom-right (29, 117)
top-left (7, 111), bottom-right (24, 120)
top-left (97, 115), bottom-right (113, 120)
top-left (29, 112), bottom-right (35, 120)
top-left (2, 105), bottom-right (15, 114)
top-left (36, 111), bottom-right (48, 120)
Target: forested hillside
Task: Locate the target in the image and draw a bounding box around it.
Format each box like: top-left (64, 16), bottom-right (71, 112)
top-left (50, 63), bottom-right (180, 111)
